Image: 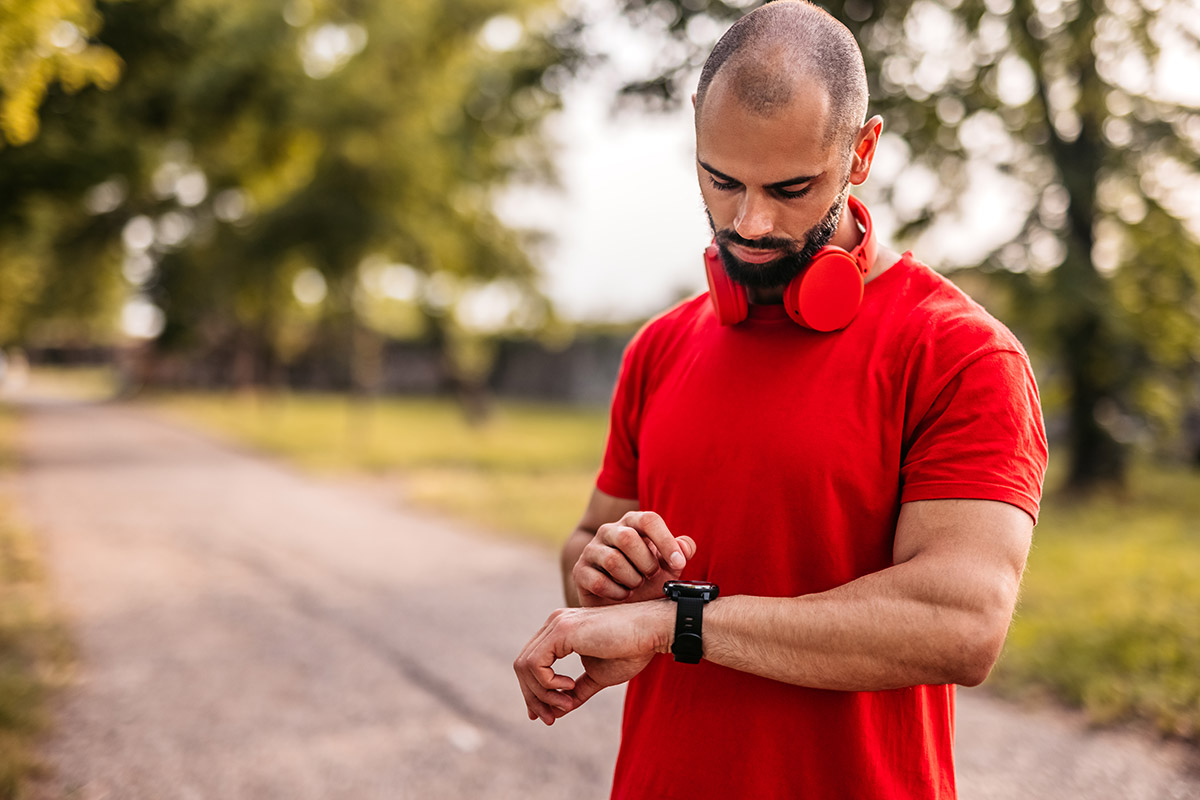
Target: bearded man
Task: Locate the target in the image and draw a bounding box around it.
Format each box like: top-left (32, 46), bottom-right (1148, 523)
top-left (514, 3), bottom-right (1048, 798)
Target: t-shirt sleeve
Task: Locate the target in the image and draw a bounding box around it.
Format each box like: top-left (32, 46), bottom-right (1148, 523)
top-left (595, 329), bottom-right (648, 501)
top-left (900, 349), bottom-right (1048, 522)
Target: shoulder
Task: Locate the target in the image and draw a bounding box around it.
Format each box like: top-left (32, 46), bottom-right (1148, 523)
top-left (622, 293), bottom-right (713, 365)
top-left (879, 253), bottom-right (1029, 370)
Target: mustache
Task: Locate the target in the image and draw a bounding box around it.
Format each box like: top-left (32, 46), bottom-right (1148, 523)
top-left (717, 230), bottom-right (799, 253)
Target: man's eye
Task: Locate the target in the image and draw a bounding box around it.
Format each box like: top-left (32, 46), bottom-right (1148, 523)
top-left (708, 177), bottom-right (739, 192)
top-left (776, 186), bottom-right (811, 199)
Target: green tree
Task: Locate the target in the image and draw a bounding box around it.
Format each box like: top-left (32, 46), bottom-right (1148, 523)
top-left (0, 0), bottom-right (580, 396)
top-left (0, 0), bottom-right (124, 344)
top-left (0, 0), bottom-right (121, 146)
top-left (611, 0), bottom-right (1200, 493)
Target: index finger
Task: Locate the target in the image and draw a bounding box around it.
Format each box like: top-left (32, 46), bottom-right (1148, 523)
top-left (621, 511), bottom-right (686, 572)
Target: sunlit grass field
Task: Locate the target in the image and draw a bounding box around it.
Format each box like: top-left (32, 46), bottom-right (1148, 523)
top-left (150, 393), bottom-right (608, 546)
top-left (133, 390), bottom-right (1200, 742)
top-left (992, 464), bottom-right (1200, 740)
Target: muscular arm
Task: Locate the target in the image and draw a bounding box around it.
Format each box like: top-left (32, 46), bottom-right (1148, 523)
top-left (517, 498), bottom-right (1033, 722)
top-left (701, 498), bottom-right (1032, 689)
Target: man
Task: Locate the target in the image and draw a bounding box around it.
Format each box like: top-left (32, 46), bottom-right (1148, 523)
top-left (514, 2), bottom-right (1048, 798)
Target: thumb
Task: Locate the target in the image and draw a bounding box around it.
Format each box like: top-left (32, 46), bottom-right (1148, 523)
top-left (675, 535), bottom-right (697, 562)
top-left (566, 672), bottom-right (606, 708)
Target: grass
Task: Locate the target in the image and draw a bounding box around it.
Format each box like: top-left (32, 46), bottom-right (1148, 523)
top-left (9, 367), bottom-right (118, 404)
top-left (991, 464), bottom-right (1200, 741)
top-left (0, 410), bottom-right (14, 473)
top-left (149, 389), bottom-right (1200, 743)
top-left (0, 404), bottom-right (72, 798)
top-left (150, 392), bottom-right (607, 546)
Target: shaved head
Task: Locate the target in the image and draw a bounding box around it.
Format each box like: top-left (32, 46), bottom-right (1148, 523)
top-left (696, 1), bottom-right (869, 149)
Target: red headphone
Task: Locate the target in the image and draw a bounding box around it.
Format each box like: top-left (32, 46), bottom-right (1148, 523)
top-left (704, 194), bottom-right (876, 332)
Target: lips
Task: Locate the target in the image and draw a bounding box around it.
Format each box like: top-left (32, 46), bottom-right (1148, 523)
top-left (728, 242), bottom-right (783, 264)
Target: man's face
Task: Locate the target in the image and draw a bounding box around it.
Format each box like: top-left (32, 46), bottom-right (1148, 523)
top-left (705, 184), bottom-right (848, 289)
top-left (695, 77), bottom-right (853, 292)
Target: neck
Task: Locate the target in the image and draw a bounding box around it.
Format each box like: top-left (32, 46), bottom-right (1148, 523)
top-left (747, 285), bottom-right (785, 305)
top-left (865, 244), bottom-right (902, 283)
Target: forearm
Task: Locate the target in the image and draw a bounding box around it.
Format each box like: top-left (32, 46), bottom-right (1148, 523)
top-left (691, 499), bottom-right (1031, 690)
top-left (519, 499), bottom-right (1031, 723)
top-left (701, 558), bottom-right (1016, 691)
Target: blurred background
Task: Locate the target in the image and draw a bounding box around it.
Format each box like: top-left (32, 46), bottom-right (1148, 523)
top-left (2, 0), bottom-right (1198, 480)
top-left (2, 0), bottom-right (1200, 793)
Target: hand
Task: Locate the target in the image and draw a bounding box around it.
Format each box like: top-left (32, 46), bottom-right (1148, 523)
top-left (573, 511), bottom-right (697, 607)
top-left (513, 600), bottom-right (673, 725)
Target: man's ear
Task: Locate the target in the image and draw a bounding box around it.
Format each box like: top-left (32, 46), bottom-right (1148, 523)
top-left (849, 115), bottom-right (884, 186)
top-left (691, 92), bottom-right (698, 110)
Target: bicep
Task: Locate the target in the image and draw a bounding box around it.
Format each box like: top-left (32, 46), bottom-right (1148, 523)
top-left (893, 499), bottom-right (1034, 613)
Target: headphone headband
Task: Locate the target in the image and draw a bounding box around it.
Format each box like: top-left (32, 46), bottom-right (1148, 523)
top-left (845, 194), bottom-right (876, 277)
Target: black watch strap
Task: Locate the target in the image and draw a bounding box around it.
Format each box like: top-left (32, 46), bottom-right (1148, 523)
top-left (671, 596), bottom-right (705, 664)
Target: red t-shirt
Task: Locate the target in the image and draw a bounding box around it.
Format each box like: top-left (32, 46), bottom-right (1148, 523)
top-left (595, 253), bottom-right (1048, 800)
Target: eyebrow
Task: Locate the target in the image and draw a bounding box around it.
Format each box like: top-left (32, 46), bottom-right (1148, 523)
top-left (698, 160), bottom-right (821, 189)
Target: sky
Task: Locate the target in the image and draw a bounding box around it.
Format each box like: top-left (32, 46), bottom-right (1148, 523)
top-left (497, 78), bottom-right (712, 324)
top-left (494, 0), bottom-right (721, 325)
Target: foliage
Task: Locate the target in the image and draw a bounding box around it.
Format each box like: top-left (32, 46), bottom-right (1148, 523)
top-left (0, 0), bottom-right (122, 147)
top-left (0, 0), bottom-right (126, 344)
top-left (608, 0), bottom-right (1200, 492)
top-left (0, 0), bottom-right (584, 392)
top-left (0, 405), bottom-right (73, 799)
top-left (992, 462), bottom-right (1200, 741)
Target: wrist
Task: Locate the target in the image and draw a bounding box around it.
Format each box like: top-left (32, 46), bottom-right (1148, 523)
top-left (640, 598), bottom-right (677, 656)
top-left (663, 580), bottom-right (721, 663)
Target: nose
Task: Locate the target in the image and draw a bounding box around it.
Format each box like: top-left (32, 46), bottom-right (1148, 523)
top-left (734, 191), bottom-right (774, 241)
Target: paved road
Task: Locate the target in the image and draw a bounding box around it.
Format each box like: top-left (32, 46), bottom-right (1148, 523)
top-left (10, 399), bottom-right (1200, 799)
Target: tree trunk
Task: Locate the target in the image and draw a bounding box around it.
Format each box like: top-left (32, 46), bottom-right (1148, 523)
top-left (1060, 312), bottom-right (1127, 493)
top-left (1018, 1), bottom-right (1128, 495)
top-left (421, 307), bottom-right (493, 425)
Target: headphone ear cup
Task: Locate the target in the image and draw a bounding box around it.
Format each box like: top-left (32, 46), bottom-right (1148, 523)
top-left (783, 249), bottom-right (864, 332)
top-left (705, 244), bottom-right (749, 326)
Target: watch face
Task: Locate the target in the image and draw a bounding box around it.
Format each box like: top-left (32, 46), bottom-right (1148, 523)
top-left (663, 580), bottom-right (720, 602)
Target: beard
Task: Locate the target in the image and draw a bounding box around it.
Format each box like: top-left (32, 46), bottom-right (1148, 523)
top-left (708, 182), bottom-right (850, 291)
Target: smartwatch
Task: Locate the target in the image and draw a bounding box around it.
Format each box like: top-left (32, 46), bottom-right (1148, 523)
top-left (662, 580), bottom-right (720, 664)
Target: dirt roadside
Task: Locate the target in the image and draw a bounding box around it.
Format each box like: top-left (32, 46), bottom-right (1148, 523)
top-left (11, 398), bottom-right (1200, 799)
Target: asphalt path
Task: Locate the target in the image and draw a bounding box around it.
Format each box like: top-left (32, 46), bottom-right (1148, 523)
top-left (9, 397), bottom-right (1200, 799)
